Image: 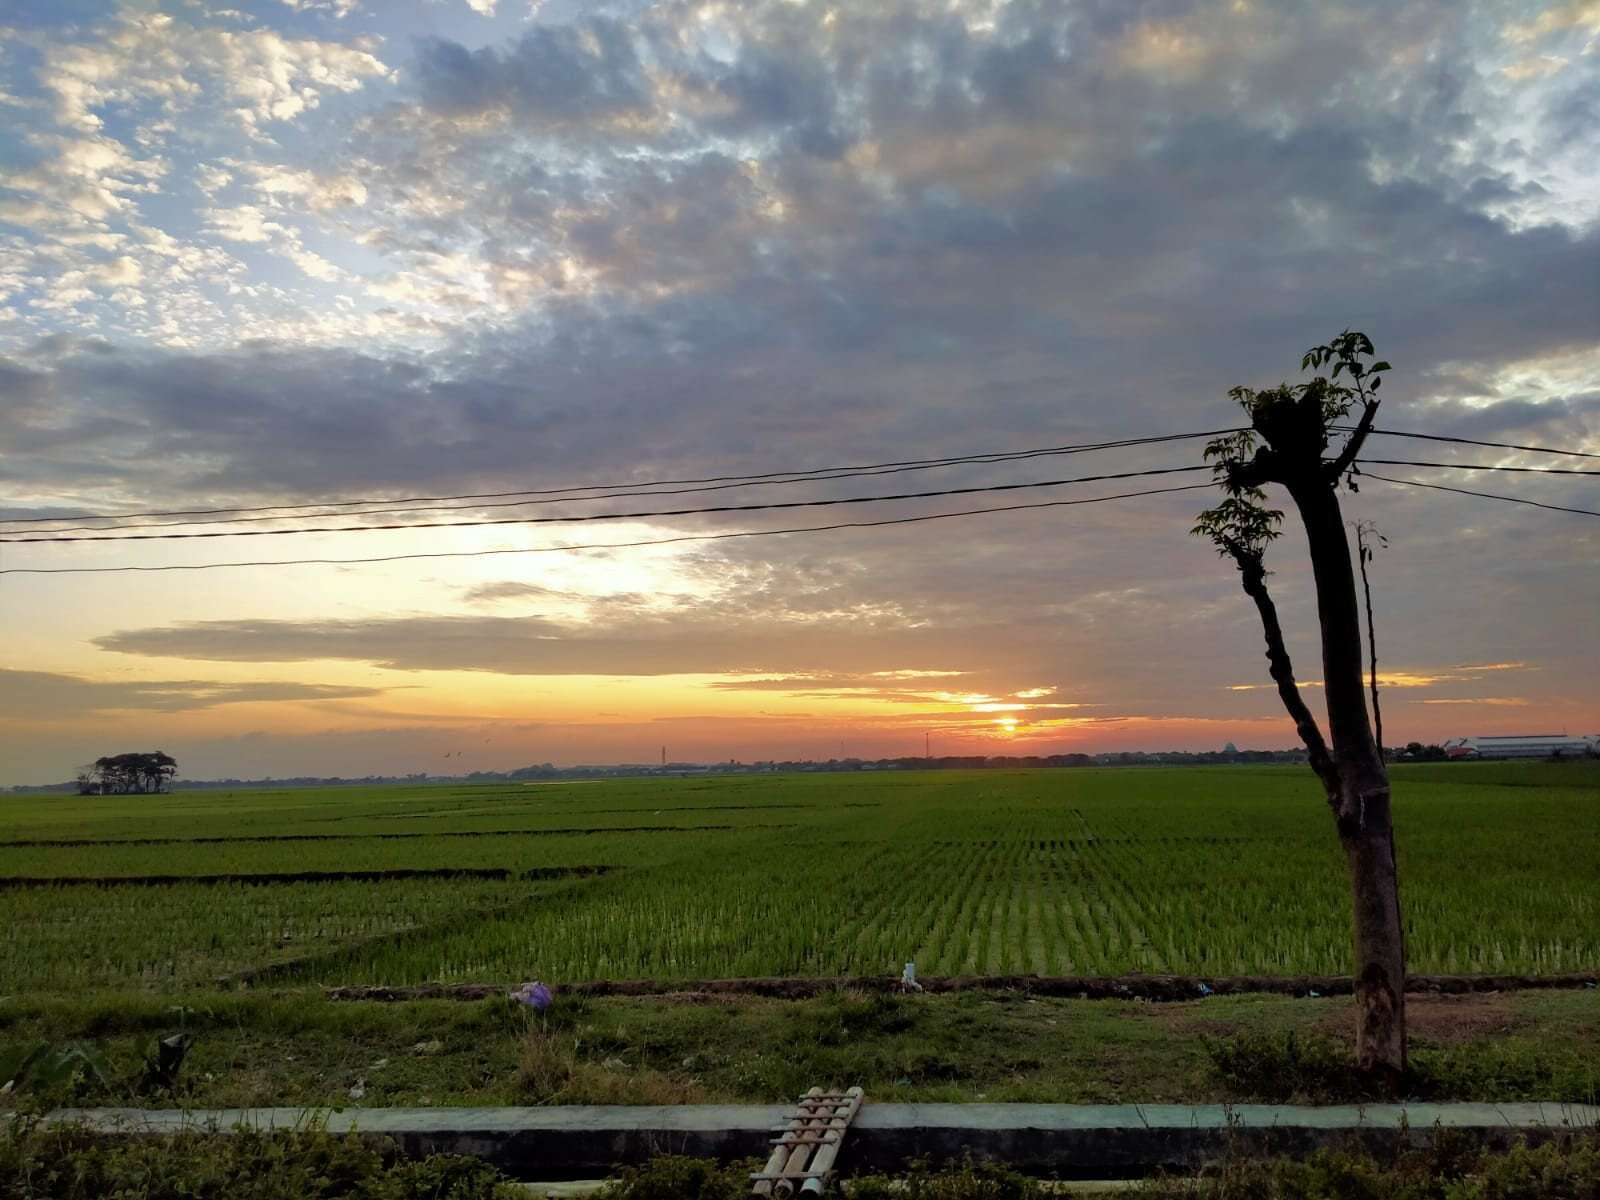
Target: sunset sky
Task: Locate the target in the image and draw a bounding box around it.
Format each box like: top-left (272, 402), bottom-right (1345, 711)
top-left (1, 0), bottom-right (1597, 785)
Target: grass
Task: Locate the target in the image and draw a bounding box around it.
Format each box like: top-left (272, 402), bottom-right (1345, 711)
top-left (3, 988), bottom-right (1595, 1111)
top-left (2, 764), bottom-right (1594, 1120)
top-left (0, 1122), bottom-right (525, 1199)
top-left (8, 1133), bottom-right (1600, 1200)
top-left (2, 763), bottom-right (1597, 989)
top-left (599, 1140), bottom-right (1600, 1200)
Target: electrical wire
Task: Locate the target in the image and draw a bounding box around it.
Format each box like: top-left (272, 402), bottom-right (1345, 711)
top-left (1358, 459), bottom-right (1600, 476)
top-left (0, 481), bottom-right (1216, 575)
top-left (2, 432), bottom-right (1233, 534)
top-left (0, 428), bottom-right (1245, 529)
top-left (1351, 427), bottom-right (1600, 460)
top-left (0, 464), bottom-right (1213, 544)
top-left (1364, 472), bottom-right (1600, 518)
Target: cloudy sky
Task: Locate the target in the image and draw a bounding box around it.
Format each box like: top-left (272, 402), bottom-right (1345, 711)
top-left (1, 0), bottom-right (1596, 784)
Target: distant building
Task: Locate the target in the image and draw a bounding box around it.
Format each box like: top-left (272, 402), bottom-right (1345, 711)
top-left (1222, 742), bottom-right (1239, 754)
top-left (1441, 734), bottom-right (1599, 760)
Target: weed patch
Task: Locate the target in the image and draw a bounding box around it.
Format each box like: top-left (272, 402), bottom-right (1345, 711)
top-left (1140, 1134), bottom-right (1600, 1198)
top-left (1204, 1029), bottom-right (1600, 1103)
top-left (0, 1121), bottom-right (523, 1199)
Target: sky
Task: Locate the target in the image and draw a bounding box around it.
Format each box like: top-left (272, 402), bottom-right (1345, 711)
top-left (1, 0), bottom-right (1597, 785)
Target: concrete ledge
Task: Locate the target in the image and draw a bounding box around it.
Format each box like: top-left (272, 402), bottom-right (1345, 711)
top-left (37, 1103), bottom-right (1600, 1181)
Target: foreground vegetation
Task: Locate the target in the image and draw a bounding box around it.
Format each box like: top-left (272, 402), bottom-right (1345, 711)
top-left (609, 1143), bottom-right (1600, 1199)
top-left (4, 988), bottom-right (1595, 1111)
top-left (6, 1132), bottom-right (1600, 1200)
top-left (0, 1123), bottom-right (523, 1199)
top-left (2, 763), bottom-right (1596, 991)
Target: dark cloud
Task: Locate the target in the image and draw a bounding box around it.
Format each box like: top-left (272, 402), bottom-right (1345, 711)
top-left (91, 613), bottom-right (999, 678)
top-left (412, 20), bottom-right (650, 123)
top-left (460, 581), bottom-right (571, 604)
top-left (0, 669), bottom-right (384, 719)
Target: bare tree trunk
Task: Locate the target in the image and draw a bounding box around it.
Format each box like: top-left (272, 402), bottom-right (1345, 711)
top-left (1344, 800), bottom-right (1406, 1078)
top-left (1288, 481), bottom-right (1406, 1082)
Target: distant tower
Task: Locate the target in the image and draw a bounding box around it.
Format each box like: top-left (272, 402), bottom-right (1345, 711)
top-left (660, 745), bottom-right (666, 767)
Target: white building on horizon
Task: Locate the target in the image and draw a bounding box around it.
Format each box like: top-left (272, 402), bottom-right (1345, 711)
top-left (1441, 734), bottom-right (1599, 760)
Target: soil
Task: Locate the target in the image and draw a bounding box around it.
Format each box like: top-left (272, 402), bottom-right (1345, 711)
top-left (1313, 993), bottom-right (1523, 1046)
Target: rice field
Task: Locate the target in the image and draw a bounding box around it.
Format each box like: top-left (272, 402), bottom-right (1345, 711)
top-left (1, 763), bottom-right (1595, 993)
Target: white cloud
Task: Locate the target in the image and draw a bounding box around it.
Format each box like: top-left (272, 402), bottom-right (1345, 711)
top-left (280, 0), bottom-right (363, 17)
top-left (40, 11), bottom-right (391, 137)
top-left (93, 255), bottom-right (143, 286)
top-left (288, 245), bottom-right (343, 281)
top-left (5, 133), bottom-right (165, 226)
top-left (195, 164), bottom-right (235, 195)
top-left (234, 162), bottom-right (369, 209)
top-left (207, 204), bottom-right (285, 243)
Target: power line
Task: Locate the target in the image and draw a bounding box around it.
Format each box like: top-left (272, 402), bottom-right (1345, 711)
top-left (15, 457), bottom-right (1588, 546)
top-left (1354, 427), bottom-right (1600, 460)
top-left (0, 464), bottom-right (1213, 544)
top-left (1359, 459), bottom-right (1600, 476)
top-left (0, 482), bottom-right (1216, 576)
top-left (0, 429), bottom-right (1243, 529)
top-left (3, 431), bottom-right (1233, 534)
top-left (1364, 472), bottom-right (1600, 518)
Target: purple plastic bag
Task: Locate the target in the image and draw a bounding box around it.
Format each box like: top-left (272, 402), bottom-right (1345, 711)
top-left (511, 981), bottom-right (553, 1010)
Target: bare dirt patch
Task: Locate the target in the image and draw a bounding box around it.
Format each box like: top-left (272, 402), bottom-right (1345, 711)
top-left (1313, 993), bottom-right (1523, 1046)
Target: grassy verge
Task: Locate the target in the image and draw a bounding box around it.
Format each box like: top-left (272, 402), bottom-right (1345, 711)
top-left (7, 1133), bottom-right (1600, 1200)
top-left (3, 987), bottom-right (1596, 1110)
top-left (603, 1141), bottom-right (1600, 1199)
top-left (0, 1121), bottom-right (525, 1199)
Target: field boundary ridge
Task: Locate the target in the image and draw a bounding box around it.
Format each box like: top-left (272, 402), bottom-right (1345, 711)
top-left (323, 970), bottom-right (1600, 1003)
top-left (0, 866), bottom-right (612, 889)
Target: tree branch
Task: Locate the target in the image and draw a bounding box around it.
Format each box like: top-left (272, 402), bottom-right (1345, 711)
top-left (1224, 542), bottom-right (1338, 793)
top-left (1227, 450), bottom-right (1278, 492)
top-left (1355, 524), bottom-right (1385, 763)
top-left (1327, 390), bottom-right (1380, 481)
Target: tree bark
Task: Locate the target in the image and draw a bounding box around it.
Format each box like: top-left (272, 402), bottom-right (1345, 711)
top-left (1286, 479), bottom-right (1406, 1082)
top-left (1230, 549), bottom-right (1336, 792)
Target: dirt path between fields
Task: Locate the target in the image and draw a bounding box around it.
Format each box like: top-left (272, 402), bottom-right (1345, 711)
top-left (324, 970), bottom-right (1600, 1003)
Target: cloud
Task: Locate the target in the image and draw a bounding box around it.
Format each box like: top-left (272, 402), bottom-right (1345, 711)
top-left (206, 205), bottom-right (284, 244)
top-left (0, 668), bottom-right (384, 719)
top-left (41, 12), bottom-right (391, 135)
top-left (1419, 697), bottom-right (1533, 706)
top-left (410, 20), bottom-right (648, 125)
top-left (2, 0), bottom-right (1599, 779)
top-left (461, 581), bottom-right (570, 604)
top-left (91, 613), bottom-right (1000, 678)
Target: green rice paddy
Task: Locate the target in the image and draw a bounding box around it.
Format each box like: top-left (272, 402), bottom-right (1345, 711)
top-left (2, 762), bottom-right (1595, 993)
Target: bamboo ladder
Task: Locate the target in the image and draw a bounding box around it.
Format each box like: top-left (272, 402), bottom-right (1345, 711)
top-left (750, 1086), bottom-right (865, 1198)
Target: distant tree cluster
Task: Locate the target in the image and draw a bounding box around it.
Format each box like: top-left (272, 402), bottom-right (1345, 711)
top-left (1398, 742), bottom-right (1449, 762)
top-left (77, 751), bottom-right (178, 795)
